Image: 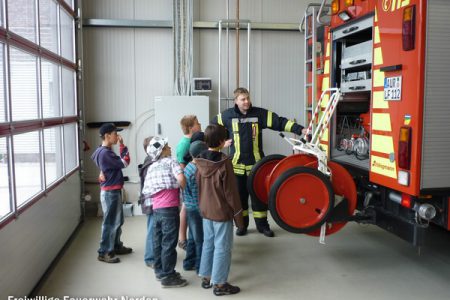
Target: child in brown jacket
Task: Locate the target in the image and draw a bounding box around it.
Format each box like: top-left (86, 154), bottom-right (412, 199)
top-left (195, 124), bottom-right (244, 296)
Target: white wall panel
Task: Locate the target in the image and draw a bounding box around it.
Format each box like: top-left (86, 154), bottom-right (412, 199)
top-left (0, 174), bottom-right (81, 297)
top-left (134, 28), bottom-right (173, 165)
top-left (135, 0), bottom-right (172, 20)
top-left (83, 0), bottom-right (135, 19)
top-left (83, 28), bottom-right (136, 180)
top-left (83, 0), bottom-right (173, 20)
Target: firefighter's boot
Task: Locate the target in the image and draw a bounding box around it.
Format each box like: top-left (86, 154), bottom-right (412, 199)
top-left (255, 218), bottom-right (274, 237)
top-left (236, 215), bottom-right (249, 236)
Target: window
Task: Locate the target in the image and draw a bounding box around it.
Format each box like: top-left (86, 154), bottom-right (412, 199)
top-left (13, 131), bottom-right (42, 207)
top-left (41, 59), bottom-right (61, 118)
top-left (7, 0), bottom-right (37, 43)
top-left (0, 137), bottom-right (11, 219)
top-left (10, 48), bottom-right (38, 121)
top-left (60, 8), bottom-right (75, 62)
top-left (39, 0), bottom-right (59, 55)
top-left (0, 1), bottom-right (78, 225)
top-left (44, 126), bottom-right (63, 186)
top-left (0, 43), bottom-right (6, 123)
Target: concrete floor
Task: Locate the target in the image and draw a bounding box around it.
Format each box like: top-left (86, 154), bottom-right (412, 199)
top-left (35, 215), bottom-right (450, 300)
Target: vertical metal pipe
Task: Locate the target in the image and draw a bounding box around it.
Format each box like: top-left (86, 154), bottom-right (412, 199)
top-left (247, 22), bottom-right (250, 90)
top-left (236, 0), bottom-right (240, 88)
top-left (218, 20), bottom-right (222, 113)
top-left (226, 0), bottom-right (230, 108)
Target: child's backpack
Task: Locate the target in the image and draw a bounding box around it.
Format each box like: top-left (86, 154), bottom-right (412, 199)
top-left (138, 156), bottom-right (153, 214)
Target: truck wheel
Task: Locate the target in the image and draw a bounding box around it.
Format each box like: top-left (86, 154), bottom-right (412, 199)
top-left (248, 154), bottom-right (285, 205)
top-left (306, 161), bottom-right (357, 236)
top-left (268, 167), bottom-right (335, 233)
top-left (265, 154), bottom-right (317, 195)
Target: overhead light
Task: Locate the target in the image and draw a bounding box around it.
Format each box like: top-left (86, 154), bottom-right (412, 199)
top-left (338, 11), bottom-right (351, 21)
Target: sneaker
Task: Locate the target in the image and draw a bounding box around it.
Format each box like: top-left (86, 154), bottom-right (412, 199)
top-left (213, 283), bottom-right (240, 296)
top-left (161, 274), bottom-right (188, 288)
top-left (201, 277), bottom-right (212, 289)
top-left (98, 253), bottom-right (120, 263)
top-left (114, 245), bottom-right (133, 255)
top-left (145, 262), bottom-right (154, 268)
top-left (156, 272), bottom-right (180, 281)
top-left (178, 240), bottom-right (187, 251)
top-left (235, 227), bottom-right (247, 236)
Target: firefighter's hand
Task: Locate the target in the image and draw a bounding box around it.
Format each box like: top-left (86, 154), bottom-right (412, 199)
top-left (301, 128), bottom-right (308, 135)
top-left (224, 139), bottom-right (232, 148)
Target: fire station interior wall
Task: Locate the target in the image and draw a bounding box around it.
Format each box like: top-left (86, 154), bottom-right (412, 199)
top-left (421, 0), bottom-right (450, 189)
top-left (0, 174), bottom-right (81, 297)
top-left (82, 0), bottom-right (308, 214)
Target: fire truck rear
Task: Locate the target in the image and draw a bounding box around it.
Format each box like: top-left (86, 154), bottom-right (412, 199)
top-left (248, 0), bottom-right (450, 246)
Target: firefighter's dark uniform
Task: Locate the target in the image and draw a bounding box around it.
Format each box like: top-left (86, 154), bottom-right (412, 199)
top-left (212, 104), bottom-right (304, 236)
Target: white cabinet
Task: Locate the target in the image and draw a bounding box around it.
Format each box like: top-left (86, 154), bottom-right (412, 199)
top-left (154, 96), bottom-right (209, 156)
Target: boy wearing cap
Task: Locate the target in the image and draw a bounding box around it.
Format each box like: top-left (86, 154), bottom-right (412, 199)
top-left (182, 140), bottom-right (208, 274)
top-left (91, 123), bottom-right (131, 263)
top-left (142, 137), bottom-right (188, 288)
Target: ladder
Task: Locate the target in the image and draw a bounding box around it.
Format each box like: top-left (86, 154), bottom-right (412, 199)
top-left (300, 3), bottom-right (329, 133)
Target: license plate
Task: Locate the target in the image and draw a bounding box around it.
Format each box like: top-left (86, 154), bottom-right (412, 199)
top-left (384, 76), bottom-right (402, 101)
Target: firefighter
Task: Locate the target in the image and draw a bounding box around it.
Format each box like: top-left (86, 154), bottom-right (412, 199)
top-left (212, 87), bottom-right (307, 237)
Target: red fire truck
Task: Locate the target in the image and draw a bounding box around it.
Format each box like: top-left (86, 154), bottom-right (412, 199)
top-left (249, 0), bottom-right (450, 246)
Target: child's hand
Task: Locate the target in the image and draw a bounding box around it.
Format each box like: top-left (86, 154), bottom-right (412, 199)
top-left (98, 171), bottom-right (105, 182)
top-left (224, 139), bottom-right (233, 148)
top-left (117, 135), bottom-right (124, 145)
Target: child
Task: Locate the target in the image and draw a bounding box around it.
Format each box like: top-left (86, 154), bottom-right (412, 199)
top-left (196, 124), bottom-right (244, 296)
top-left (142, 137), bottom-right (187, 288)
top-left (91, 123), bottom-right (131, 263)
top-left (176, 115), bottom-right (201, 261)
top-left (182, 140), bottom-right (208, 273)
top-left (138, 136), bottom-right (154, 268)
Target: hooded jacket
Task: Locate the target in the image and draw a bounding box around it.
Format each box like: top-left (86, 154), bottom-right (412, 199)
top-left (91, 144), bottom-right (130, 190)
top-left (195, 151), bottom-right (243, 227)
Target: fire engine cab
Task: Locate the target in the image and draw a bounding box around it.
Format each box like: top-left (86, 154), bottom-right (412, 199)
top-left (248, 0), bottom-right (450, 246)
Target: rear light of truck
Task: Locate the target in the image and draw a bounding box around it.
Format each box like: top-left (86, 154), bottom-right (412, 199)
top-left (400, 194), bottom-right (413, 209)
top-left (344, 0), bottom-right (354, 6)
top-left (402, 5), bottom-right (416, 51)
top-left (398, 126), bottom-right (411, 170)
top-left (331, 0), bottom-right (339, 14)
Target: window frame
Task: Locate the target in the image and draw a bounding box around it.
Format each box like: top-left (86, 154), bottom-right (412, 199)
top-left (0, 0), bottom-right (78, 228)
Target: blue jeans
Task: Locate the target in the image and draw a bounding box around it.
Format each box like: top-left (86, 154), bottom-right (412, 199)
top-left (199, 219), bottom-right (233, 285)
top-left (98, 189), bottom-right (124, 255)
top-left (144, 213), bottom-right (154, 265)
top-left (153, 207), bottom-right (180, 278)
top-left (183, 208), bottom-right (204, 272)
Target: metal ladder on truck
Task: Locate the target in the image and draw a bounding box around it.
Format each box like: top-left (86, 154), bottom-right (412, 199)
top-left (300, 3), bottom-right (330, 132)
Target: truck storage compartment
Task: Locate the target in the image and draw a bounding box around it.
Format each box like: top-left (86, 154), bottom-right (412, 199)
top-left (330, 17), bottom-right (373, 170)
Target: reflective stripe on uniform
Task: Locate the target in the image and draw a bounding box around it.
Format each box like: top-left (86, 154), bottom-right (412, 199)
top-left (284, 120), bottom-right (294, 132)
top-left (267, 111), bottom-right (273, 128)
top-left (231, 119), bottom-right (240, 165)
top-left (233, 168), bottom-right (245, 175)
top-left (253, 211), bottom-right (267, 218)
top-left (252, 123), bottom-right (261, 162)
top-left (242, 210), bottom-right (249, 217)
top-left (217, 113), bottom-right (223, 125)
